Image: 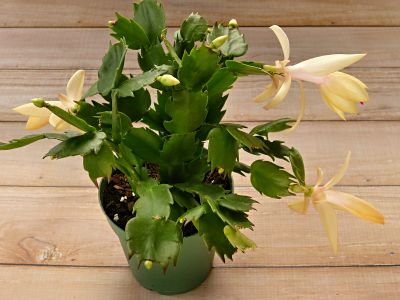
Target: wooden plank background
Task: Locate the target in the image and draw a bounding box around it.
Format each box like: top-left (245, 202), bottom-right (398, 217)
top-left (0, 0), bottom-right (399, 299)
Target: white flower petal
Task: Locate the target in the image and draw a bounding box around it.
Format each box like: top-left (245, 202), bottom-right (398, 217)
top-left (270, 25), bottom-right (290, 61)
top-left (67, 70), bottom-right (85, 103)
top-left (25, 116), bottom-right (49, 130)
top-left (288, 197), bottom-right (309, 214)
top-left (325, 72), bottom-right (368, 102)
top-left (286, 81), bottom-right (305, 132)
top-left (263, 75), bottom-right (291, 110)
top-left (13, 103), bottom-right (51, 118)
top-left (320, 87), bottom-right (359, 114)
top-left (253, 82), bottom-right (278, 103)
top-left (289, 54), bottom-right (366, 77)
top-left (314, 200), bottom-right (338, 253)
top-left (324, 190), bottom-right (384, 224)
top-left (324, 151), bottom-right (351, 189)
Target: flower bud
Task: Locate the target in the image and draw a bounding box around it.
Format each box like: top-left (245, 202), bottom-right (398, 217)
top-left (228, 19), bottom-right (238, 28)
top-left (218, 168), bottom-right (225, 175)
top-left (108, 20), bottom-right (116, 27)
top-left (210, 35), bottom-right (228, 49)
top-left (144, 260), bottom-right (153, 270)
top-left (179, 218), bottom-right (185, 224)
top-left (157, 74), bottom-right (180, 87)
top-left (32, 98), bottom-right (45, 108)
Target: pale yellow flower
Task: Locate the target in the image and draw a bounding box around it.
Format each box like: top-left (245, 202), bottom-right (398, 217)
top-left (13, 70), bottom-right (85, 131)
top-left (288, 152), bottom-right (384, 253)
top-left (255, 25), bottom-right (368, 129)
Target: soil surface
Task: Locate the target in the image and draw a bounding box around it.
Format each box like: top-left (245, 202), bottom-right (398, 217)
top-left (102, 167), bottom-right (230, 237)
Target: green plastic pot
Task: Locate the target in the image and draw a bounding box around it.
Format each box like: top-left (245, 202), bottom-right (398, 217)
top-left (99, 179), bottom-right (214, 295)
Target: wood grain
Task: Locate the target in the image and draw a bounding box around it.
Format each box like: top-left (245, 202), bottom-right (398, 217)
top-left (0, 264), bottom-right (399, 299)
top-left (1, 0), bottom-right (400, 27)
top-left (0, 186), bottom-right (396, 267)
top-left (1, 68), bottom-right (399, 122)
top-left (1, 27), bottom-right (399, 70)
top-left (0, 121), bottom-right (398, 187)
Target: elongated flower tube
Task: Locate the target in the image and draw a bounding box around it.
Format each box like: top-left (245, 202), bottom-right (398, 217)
top-left (255, 25), bottom-right (368, 129)
top-left (13, 70), bottom-right (85, 131)
top-left (288, 152), bottom-right (384, 253)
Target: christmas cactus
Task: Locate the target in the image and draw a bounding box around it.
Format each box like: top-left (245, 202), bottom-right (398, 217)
top-left (0, 0), bottom-right (384, 271)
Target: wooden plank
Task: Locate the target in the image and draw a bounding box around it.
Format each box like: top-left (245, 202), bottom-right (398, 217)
top-left (1, 0), bottom-right (400, 27)
top-left (0, 121), bottom-right (398, 187)
top-left (1, 68), bottom-right (398, 122)
top-left (0, 27), bottom-right (399, 70)
top-left (0, 186), bottom-right (396, 267)
top-left (0, 265), bottom-right (399, 299)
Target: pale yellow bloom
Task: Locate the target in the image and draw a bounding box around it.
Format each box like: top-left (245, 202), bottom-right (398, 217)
top-left (255, 25), bottom-right (368, 128)
top-left (13, 70), bottom-right (85, 131)
top-left (288, 152), bottom-right (384, 253)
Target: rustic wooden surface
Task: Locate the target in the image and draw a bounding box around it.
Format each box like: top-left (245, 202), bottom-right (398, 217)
top-left (0, 1), bottom-right (399, 299)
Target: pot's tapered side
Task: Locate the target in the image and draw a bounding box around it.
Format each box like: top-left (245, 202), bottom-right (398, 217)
top-left (99, 179), bottom-right (214, 295)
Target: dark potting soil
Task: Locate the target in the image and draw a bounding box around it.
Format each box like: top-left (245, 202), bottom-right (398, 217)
top-left (102, 166), bottom-right (230, 237)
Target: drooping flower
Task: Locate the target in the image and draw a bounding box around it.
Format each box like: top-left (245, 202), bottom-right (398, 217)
top-left (288, 152), bottom-right (384, 253)
top-left (255, 25), bottom-right (368, 129)
top-left (13, 70), bottom-right (85, 131)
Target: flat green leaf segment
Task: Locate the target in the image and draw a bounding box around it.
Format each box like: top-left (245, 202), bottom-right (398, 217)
top-left (226, 125), bottom-right (265, 150)
top-left (134, 184), bottom-right (173, 218)
top-left (224, 225), bottom-right (256, 252)
top-left (116, 65), bottom-right (172, 98)
top-left (225, 60), bottom-right (267, 76)
top-left (289, 148), bottom-right (306, 186)
top-left (126, 217), bottom-right (183, 269)
top-left (133, 0), bottom-right (165, 44)
top-left (180, 13), bottom-right (208, 42)
top-left (83, 144), bottom-right (115, 184)
top-left (207, 68), bottom-right (237, 97)
top-left (207, 24), bottom-right (248, 57)
top-left (219, 194), bottom-right (257, 212)
top-left (123, 127), bottom-right (162, 163)
top-left (0, 132), bottom-right (76, 150)
top-left (208, 127), bottom-right (238, 174)
top-left (250, 118), bottom-right (294, 136)
top-left (198, 208), bottom-right (236, 262)
top-left (110, 13), bottom-right (150, 50)
top-left (98, 42), bottom-right (127, 96)
top-left (164, 89), bottom-right (208, 133)
top-left (178, 45), bottom-right (219, 90)
top-left (251, 160), bottom-right (294, 199)
top-left (45, 131), bottom-right (107, 159)
top-left (33, 100), bottom-right (95, 132)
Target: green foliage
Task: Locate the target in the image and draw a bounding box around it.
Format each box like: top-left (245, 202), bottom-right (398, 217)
top-left (180, 13), bottom-right (208, 42)
top-left (208, 127), bottom-right (238, 174)
top-left (98, 42), bottom-right (127, 96)
top-left (250, 118), bottom-right (294, 136)
top-left (207, 24), bottom-right (248, 57)
top-left (225, 60), bottom-right (267, 76)
top-left (0, 132), bottom-right (76, 150)
top-left (178, 45), bottom-right (220, 91)
top-left (164, 89), bottom-right (208, 133)
top-left (133, 0), bottom-right (165, 45)
top-left (116, 65), bottom-right (172, 98)
top-left (223, 225), bottom-right (256, 252)
top-left (289, 148), bottom-right (306, 186)
top-left (250, 160), bottom-right (294, 199)
top-left (44, 131), bottom-right (107, 159)
top-left (219, 194), bottom-right (257, 212)
top-left (197, 206), bottom-right (236, 262)
top-left (126, 217), bottom-right (182, 269)
top-left (83, 143), bottom-right (115, 184)
top-left (110, 13), bottom-right (150, 50)
top-left (3, 0), bottom-right (310, 271)
top-left (33, 100), bottom-right (96, 132)
top-left (134, 184), bottom-right (173, 218)
top-left (225, 125), bottom-right (265, 150)
top-left (123, 127), bottom-right (162, 163)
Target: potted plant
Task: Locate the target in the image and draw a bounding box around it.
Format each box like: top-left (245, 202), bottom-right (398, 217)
top-left (0, 0), bottom-right (384, 295)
